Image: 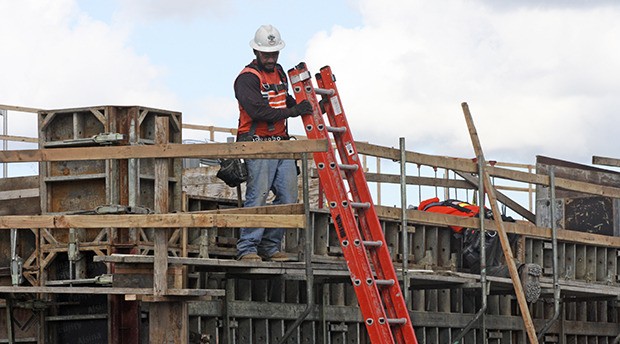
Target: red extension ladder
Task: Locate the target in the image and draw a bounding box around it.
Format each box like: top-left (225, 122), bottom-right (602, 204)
top-left (288, 63), bottom-right (418, 344)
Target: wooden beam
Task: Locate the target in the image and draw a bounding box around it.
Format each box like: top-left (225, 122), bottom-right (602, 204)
top-left (182, 123), bottom-right (238, 136)
top-left (153, 116), bottom-right (169, 296)
top-left (198, 203), bottom-right (305, 215)
top-left (462, 102), bottom-right (538, 343)
top-left (356, 141), bottom-right (478, 173)
top-left (357, 141), bottom-right (620, 199)
top-left (0, 134), bottom-right (38, 143)
top-left (364, 172), bottom-right (472, 189)
top-left (0, 104), bottom-right (42, 113)
top-left (0, 214), bottom-right (305, 229)
top-left (0, 188), bottom-right (39, 201)
top-left (592, 156), bottom-right (620, 168)
top-left (0, 286), bottom-right (223, 296)
top-left (0, 139), bottom-right (329, 162)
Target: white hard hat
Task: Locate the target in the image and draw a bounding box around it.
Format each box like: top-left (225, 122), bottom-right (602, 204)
top-left (250, 24), bottom-right (285, 52)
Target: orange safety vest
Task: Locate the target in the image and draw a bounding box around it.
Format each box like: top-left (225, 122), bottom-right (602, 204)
top-left (418, 197), bottom-right (487, 233)
top-left (237, 63), bottom-right (289, 137)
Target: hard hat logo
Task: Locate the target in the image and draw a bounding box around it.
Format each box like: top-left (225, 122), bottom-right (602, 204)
top-left (250, 25), bottom-right (285, 52)
top-left (267, 34), bottom-right (276, 45)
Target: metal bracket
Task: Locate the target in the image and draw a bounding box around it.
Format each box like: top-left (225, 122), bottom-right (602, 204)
top-left (92, 132), bottom-right (125, 144)
top-left (95, 204), bottom-right (152, 214)
top-left (10, 256), bottom-right (23, 286)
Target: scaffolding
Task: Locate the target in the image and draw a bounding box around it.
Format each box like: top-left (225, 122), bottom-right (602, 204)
top-left (0, 104), bottom-right (619, 343)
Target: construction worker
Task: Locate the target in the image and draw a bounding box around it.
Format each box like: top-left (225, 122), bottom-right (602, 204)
top-left (418, 197), bottom-right (542, 302)
top-left (234, 24), bottom-right (313, 262)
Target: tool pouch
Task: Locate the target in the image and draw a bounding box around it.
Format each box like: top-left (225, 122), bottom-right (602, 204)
top-left (216, 158), bottom-right (248, 187)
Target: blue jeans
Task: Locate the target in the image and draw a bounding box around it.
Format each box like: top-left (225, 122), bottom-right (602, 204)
top-left (236, 158), bottom-right (298, 258)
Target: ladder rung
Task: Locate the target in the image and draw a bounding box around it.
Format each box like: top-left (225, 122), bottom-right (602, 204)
top-left (375, 279), bottom-right (395, 286)
top-left (327, 126), bottom-right (346, 133)
top-left (338, 163), bottom-right (358, 171)
top-left (314, 87), bottom-right (335, 96)
top-left (350, 202), bottom-right (370, 209)
top-left (362, 240), bottom-right (383, 248)
top-left (387, 318), bottom-right (408, 325)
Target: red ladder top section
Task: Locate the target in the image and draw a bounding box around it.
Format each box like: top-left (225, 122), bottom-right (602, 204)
top-left (288, 62), bottom-right (418, 344)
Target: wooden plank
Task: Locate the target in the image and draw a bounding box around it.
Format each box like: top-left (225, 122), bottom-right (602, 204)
top-left (462, 102), bottom-right (538, 343)
top-left (0, 188), bottom-right (39, 200)
top-left (0, 286), bottom-right (209, 295)
top-left (364, 172), bottom-right (472, 189)
top-left (153, 116), bottom-right (169, 296)
top-left (198, 203), bottom-right (304, 215)
top-left (0, 213), bottom-right (305, 229)
top-left (182, 123), bottom-right (238, 136)
top-left (0, 134), bottom-right (38, 143)
top-left (356, 141), bottom-right (478, 173)
top-left (0, 139), bottom-right (329, 162)
top-left (592, 156), bottom-right (620, 168)
top-left (0, 104), bottom-right (42, 113)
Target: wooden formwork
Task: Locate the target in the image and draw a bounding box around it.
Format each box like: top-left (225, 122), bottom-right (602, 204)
top-left (1, 106), bottom-right (620, 343)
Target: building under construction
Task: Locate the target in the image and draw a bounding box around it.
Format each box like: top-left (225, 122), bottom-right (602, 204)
top-left (0, 93), bottom-right (619, 342)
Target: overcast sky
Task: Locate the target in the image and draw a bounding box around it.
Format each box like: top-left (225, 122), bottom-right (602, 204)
top-left (1, 0), bottom-right (619, 180)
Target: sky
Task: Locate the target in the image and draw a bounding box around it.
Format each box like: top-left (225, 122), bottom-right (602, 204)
top-left (1, 0), bottom-right (619, 206)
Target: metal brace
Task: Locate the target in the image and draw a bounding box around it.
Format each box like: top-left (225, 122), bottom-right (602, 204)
top-left (95, 204), bottom-right (152, 214)
top-left (10, 229), bottom-right (23, 286)
top-left (92, 132), bottom-right (125, 144)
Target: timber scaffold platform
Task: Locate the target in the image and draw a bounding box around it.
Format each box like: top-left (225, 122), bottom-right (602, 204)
top-left (0, 104), bottom-right (619, 344)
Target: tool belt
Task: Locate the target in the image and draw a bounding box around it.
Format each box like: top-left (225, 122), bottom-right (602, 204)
top-left (237, 133), bottom-right (289, 142)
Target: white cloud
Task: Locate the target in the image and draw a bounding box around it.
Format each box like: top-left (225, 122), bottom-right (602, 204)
top-left (304, 0), bottom-right (620, 165)
top-left (115, 0), bottom-right (232, 22)
top-left (0, 0), bottom-right (178, 135)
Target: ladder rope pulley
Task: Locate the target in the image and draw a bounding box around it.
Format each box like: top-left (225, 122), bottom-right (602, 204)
top-left (288, 62), bottom-right (418, 344)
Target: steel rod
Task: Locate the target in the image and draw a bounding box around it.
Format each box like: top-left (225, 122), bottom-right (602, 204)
top-left (278, 153), bottom-right (314, 344)
top-left (399, 137), bottom-right (410, 307)
top-left (453, 158), bottom-right (488, 343)
top-left (538, 166), bottom-right (562, 340)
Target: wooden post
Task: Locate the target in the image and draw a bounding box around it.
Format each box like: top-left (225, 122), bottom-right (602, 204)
top-left (461, 102), bottom-right (539, 343)
top-left (149, 115), bottom-right (188, 344)
top-left (153, 115), bottom-right (169, 296)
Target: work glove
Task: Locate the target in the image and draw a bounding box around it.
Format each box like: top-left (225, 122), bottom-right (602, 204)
top-left (290, 100), bottom-right (313, 117)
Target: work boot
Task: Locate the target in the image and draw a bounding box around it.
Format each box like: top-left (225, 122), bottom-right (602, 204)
top-left (519, 263), bottom-right (541, 303)
top-left (238, 253), bottom-right (262, 261)
top-left (263, 251), bottom-right (291, 262)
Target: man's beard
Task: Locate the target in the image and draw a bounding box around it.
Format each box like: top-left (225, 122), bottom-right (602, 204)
top-left (257, 59), bottom-right (275, 72)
